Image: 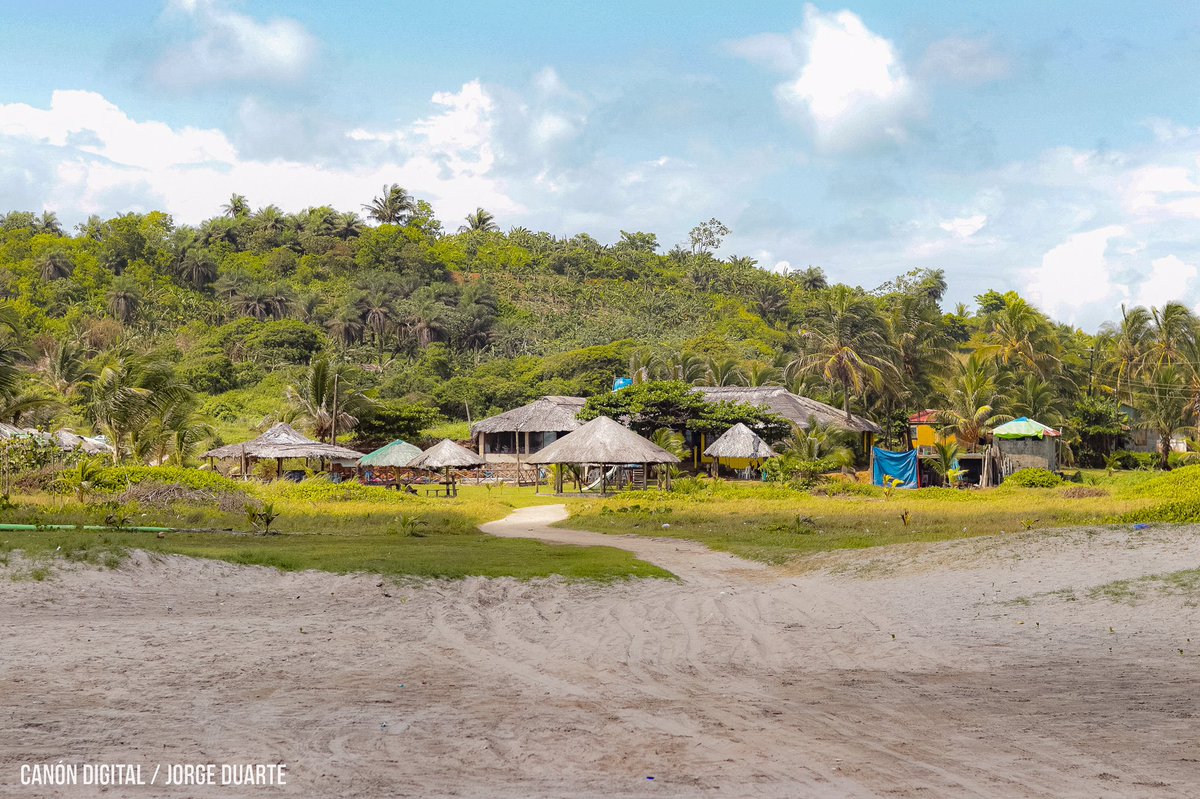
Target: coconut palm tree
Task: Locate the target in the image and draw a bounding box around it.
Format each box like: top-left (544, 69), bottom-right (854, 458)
top-left (1099, 304), bottom-right (1151, 406)
top-left (655, 351), bottom-right (706, 384)
top-left (788, 286), bottom-right (895, 421)
top-left (221, 193), bottom-right (250, 218)
top-left (460, 208), bottom-right (498, 233)
top-left (1146, 302), bottom-right (1197, 368)
top-left (402, 298), bottom-right (448, 348)
top-left (742, 361), bottom-right (783, 387)
top-left (363, 184), bottom-right (415, 225)
top-left (285, 358), bottom-right (365, 443)
top-left (1137, 364), bottom-right (1193, 470)
top-left (331, 211), bottom-right (364, 240)
top-left (84, 353), bottom-right (194, 464)
top-left (326, 305), bottom-right (366, 348)
top-left (36, 211), bottom-right (63, 236)
top-left (934, 353), bottom-right (1011, 451)
top-left (38, 338), bottom-right (94, 399)
top-left (791, 266), bottom-right (828, 291)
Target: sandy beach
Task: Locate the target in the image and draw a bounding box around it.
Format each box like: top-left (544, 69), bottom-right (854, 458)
top-left (3, 507), bottom-right (1199, 798)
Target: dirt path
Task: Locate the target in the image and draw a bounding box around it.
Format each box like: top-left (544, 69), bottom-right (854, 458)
top-left (480, 504), bottom-right (769, 585)
top-left (2, 524), bottom-right (1200, 797)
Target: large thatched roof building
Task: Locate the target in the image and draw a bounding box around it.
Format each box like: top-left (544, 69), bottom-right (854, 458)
top-left (470, 396), bottom-right (586, 462)
top-left (694, 386), bottom-right (881, 434)
top-left (527, 416), bottom-right (680, 466)
top-left (203, 422), bottom-right (362, 464)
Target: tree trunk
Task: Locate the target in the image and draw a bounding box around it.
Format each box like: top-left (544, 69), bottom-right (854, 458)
top-left (1160, 431), bottom-right (1172, 470)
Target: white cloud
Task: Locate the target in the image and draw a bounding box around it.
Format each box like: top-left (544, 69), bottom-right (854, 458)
top-left (0, 86), bottom-right (518, 224)
top-left (1025, 225), bottom-right (1128, 323)
top-left (1132, 255), bottom-right (1197, 308)
top-left (730, 5), bottom-right (917, 152)
top-left (152, 0), bottom-right (317, 88)
top-left (939, 214), bottom-right (987, 238)
top-left (919, 37), bottom-right (1010, 85)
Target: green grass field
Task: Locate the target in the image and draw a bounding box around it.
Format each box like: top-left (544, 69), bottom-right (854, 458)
top-left (0, 482), bottom-right (668, 581)
top-left (5, 466), bottom-right (1200, 579)
top-left (559, 469), bottom-right (1192, 564)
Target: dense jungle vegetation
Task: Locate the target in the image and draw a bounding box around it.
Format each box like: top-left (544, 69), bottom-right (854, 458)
top-left (0, 185), bottom-right (1193, 469)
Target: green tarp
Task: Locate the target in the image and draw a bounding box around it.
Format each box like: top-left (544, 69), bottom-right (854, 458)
top-left (359, 439), bottom-right (423, 467)
top-left (993, 417), bottom-right (1057, 439)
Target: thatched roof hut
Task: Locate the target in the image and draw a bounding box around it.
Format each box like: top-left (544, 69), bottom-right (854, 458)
top-left (407, 439), bottom-right (485, 470)
top-left (202, 422), bottom-right (362, 462)
top-left (695, 386), bottom-right (881, 434)
top-left (527, 416), bottom-right (679, 465)
top-left (471, 396), bottom-right (586, 435)
top-left (359, 438), bottom-right (423, 468)
top-left (703, 423), bottom-right (777, 460)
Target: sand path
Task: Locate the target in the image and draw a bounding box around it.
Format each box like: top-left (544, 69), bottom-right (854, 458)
top-left (480, 504), bottom-right (769, 585)
top-left (2, 519), bottom-right (1200, 797)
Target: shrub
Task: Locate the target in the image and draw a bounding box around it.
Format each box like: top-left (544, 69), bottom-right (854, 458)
top-left (243, 320), bottom-right (322, 366)
top-left (1120, 499), bottom-right (1200, 525)
top-left (810, 481), bottom-right (879, 497)
top-left (92, 466), bottom-right (247, 494)
top-left (1003, 468), bottom-right (1061, 488)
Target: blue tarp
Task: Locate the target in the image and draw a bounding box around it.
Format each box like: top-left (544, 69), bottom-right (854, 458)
top-left (872, 447), bottom-right (918, 489)
top-left (612, 377), bottom-right (633, 392)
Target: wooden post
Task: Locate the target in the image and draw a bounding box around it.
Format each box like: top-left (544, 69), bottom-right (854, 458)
top-left (600, 465), bottom-right (606, 496)
top-left (641, 463), bottom-right (648, 490)
top-left (276, 457), bottom-right (283, 481)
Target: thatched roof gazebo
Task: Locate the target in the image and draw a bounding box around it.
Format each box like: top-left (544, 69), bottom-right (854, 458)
top-left (406, 439), bottom-right (485, 497)
top-left (703, 423), bottom-right (776, 476)
top-left (202, 422), bottom-right (362, 478)
top-left (526, 416), bottom-right (680, 494)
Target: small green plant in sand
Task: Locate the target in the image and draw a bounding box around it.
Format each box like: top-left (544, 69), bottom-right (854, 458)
top-left (389, 515), bottom-right (427, 537)
top-left (246, 502), bottom-right (281, 535)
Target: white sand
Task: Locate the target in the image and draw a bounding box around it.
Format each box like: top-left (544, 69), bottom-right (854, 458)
top-left (2, 507), bottom-right (1199, 798)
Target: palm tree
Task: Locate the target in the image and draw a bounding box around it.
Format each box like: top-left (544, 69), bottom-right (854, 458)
top-left (1146, 302), bottom-right (1197, 368)
top-left (38, 338), bottom-right (94, 399)
top-left (1011, 375), bottom-right (1066, 426)
top-left (37, 250), bottom-right (74, 281)
top-left (934, 353), bottom-right (1010, 451)
top-left (1137, 364), bottom-right (1193, 470)
top-left (1099, 304), bottom-right (1151, 406)
top-left (331, 211), bottom-right (364, 240)
top-left (928, 440), bottom-right (962, 486)
top-left (402, 298), bottom-right (448, 348)
top-left (176, 249), bottom-right (218, 288)
top-left (107, 280), bottom-right (141, 325)
top-left (703, 357), bottom-right (744, 387)
top-left (783, 420), bottom-right (854, 469)
top-left (788, 286), bottom-right (895, 421)
top-left (984, 297), bottom-right (1059, 378)
top-left (363, 184), bottom-right (415, 225)
top-left (36, 211), bottom-right (63, 236)
top-left (791, 266), bottom-right (828, 291)
top-left (325, 305), bottom-right (366, 348)
top-left (84, 353), bottom-right (194, 464)
top-left (221, 193), bottom-right (250, 218)
top-left (750, 284), bottom-right (787, 323)
top-left (460, 208), bottom-right (498, 233)
top-left (743, 361), bottom-right (783, 387)
top-left (285, 358), bottom-right (364, 443)
top-left (655, 351), bottom-right (706, 384)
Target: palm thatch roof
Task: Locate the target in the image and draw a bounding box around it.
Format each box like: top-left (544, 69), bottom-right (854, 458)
top-left (471, 396), bottom-right (587, 435)
top-left (202, 422), bottom-right (363, 461)
top-left (359, 438), bottom-right (423, 467)
top-left (526, 416), bottom-right (680, 465)
top-left (407, 439), bottom-right (485, 470)
top-left (703, 423), bottom-right (777, 460)
top-left (694, 386), bottom-right (881, 434)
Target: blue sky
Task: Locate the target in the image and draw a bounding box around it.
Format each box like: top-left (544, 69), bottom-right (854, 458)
top-left (3, 1), bottom-right (1200, 328)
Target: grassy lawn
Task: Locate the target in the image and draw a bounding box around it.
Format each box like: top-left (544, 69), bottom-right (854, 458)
top-left (0, 482), bottom-right (669, 581)
top-left (558, 469), bottom-right (1193, 564)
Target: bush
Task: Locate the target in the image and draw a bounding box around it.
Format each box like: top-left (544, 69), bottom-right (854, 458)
top-left (243, 320), bottom-right (322, 366)
top-left (92, 466), bottom-right (247, 494)
top-left (1111, 450), bottom-right (1155, 471)
top-left (1003, 468), bottom-right (1061, 488)
top-left (1120, 499), bottom-right (1200, 525)
top-left (810, 481), bottom-right (879, 497)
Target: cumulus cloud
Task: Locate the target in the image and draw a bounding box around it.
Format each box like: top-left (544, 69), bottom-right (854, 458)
top-left (0, 86), bottom-right (517, 224)
top-left (939, 214), bottom-right (987, 238)
top-left (729, 5), bottom-right (917, 152)
top-left (1025, 225), bottom-right (1128, 323)
top-left (1132, 255), bottom-right (1198, 309)
top-left (919, 36), bottom-right (1010, 85)
top-left (151, 0), bottom-right (317, 89)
